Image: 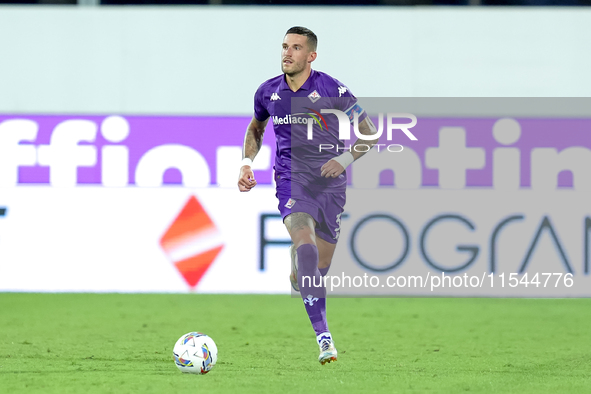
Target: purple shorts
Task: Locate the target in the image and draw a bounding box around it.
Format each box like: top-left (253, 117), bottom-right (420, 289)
top-left (276, 178), bottom-right (346, 244)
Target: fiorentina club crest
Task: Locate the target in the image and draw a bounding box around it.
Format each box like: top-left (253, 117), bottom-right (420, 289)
top-left (308, 90), bottom-right (321, 103)
top-left (285, 198), bottom-right (296, 209)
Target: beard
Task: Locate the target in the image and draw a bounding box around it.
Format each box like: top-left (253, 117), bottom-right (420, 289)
top-left (281, 59), bottom-right (306, 76)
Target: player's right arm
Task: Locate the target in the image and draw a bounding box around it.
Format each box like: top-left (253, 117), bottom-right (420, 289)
top-left (238, 116), bottom-right (269, 192)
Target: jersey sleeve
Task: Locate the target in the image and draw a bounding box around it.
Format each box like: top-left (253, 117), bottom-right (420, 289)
top-left (332, 82), bottom-right (367, 124)
top-left (253, 85), bottom-right (270, 122)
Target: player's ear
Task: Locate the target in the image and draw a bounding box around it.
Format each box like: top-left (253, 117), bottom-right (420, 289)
top-left (308, 51), bottom-right (317, 63)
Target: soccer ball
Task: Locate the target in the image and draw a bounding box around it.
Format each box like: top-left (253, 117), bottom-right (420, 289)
top-left (173, 332), bottom-right (218, 374)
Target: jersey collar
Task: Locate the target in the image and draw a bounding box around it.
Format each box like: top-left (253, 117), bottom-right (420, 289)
top-left (280, 69), bottom-right (315, 92)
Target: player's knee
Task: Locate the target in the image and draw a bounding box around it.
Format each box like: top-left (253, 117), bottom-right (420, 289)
top-left (285, 212), bottom-right (316, 246)
top-left (286, 212), bottom-right (315, 230)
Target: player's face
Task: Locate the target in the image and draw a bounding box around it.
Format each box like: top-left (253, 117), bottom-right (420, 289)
top-left (281, 34), bottom-right (315, 76)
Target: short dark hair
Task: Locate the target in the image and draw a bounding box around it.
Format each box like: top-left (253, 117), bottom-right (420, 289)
top-left (285, 26), bottom-right (317, 52)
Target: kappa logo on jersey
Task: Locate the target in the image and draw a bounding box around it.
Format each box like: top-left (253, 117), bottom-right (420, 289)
top-left (338, 86), bottom-right (348, 97)
top-left (308, 90), bottom-right (321, 103)
top-left (270, 92), bottom-right (281, 101)
top-left (285, 198), bottom-right (296, 209)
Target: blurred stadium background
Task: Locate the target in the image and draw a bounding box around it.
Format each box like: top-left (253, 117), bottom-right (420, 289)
top-left (1, 1), bottom-right (591, 393)
top-left (1, 0), bottom-right (590, 294)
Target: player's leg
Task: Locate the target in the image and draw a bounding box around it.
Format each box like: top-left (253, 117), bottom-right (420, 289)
top-left (285, 212), bottom-right (316, 292)
top-left (284, 212), bottom-right (335, 363)
top-left (316, 236), bottom-right (336, 276)
top-left (307, 192), bottom-right (344, 364)
top-left (277, 181), bottom-right (340, 364)
top-left (284, 213), bottom-right (323, 299)
top-left (289, 222), bottom-right (336, 291)
top-left (288, 243), bottom-right (299, 292)
top-left (313, 235), bottom-right (338, 364)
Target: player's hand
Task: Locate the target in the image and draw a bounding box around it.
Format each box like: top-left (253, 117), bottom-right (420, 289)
top-left (238, 165), bottom-right (257, 192)
top-left (320, 159), bottom-right (345, 178)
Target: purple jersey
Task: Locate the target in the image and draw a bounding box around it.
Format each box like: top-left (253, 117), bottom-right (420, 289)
top-left (254, 70), bottom-right (367, 193)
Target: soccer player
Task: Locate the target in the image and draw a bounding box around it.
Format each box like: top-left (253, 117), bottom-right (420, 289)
top-left (238, 26), bottom-right (378, 364)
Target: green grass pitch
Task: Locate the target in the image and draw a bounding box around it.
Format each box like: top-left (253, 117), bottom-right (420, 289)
top-left (1, 294), bottom-right (590, 393)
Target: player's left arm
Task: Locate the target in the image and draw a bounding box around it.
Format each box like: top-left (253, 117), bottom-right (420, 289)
top-left (320, 116), bottom-right (379, 178)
